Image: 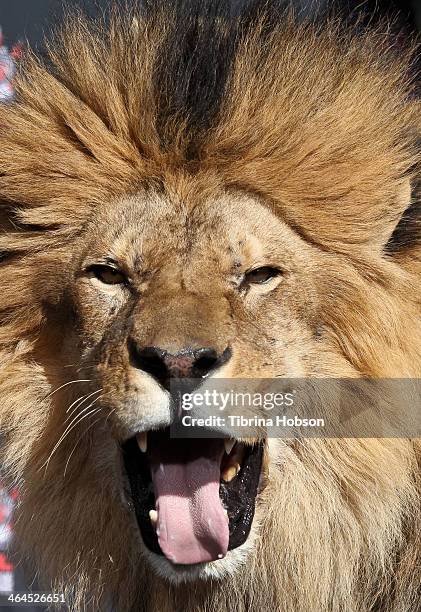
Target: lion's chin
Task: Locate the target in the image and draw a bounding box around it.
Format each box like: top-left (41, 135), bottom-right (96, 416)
top-left (141, 526), bottom-right (258, 585)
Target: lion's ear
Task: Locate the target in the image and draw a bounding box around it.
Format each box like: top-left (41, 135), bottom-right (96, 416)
top-left (384, 175), bottom-right (421, 265)
top-left (383, 100), bottom-right (421, 262)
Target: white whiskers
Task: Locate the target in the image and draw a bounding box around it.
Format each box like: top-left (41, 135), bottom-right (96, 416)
top-left (65, 389), bottom-right (103, 418)
top-left (63, 407), bottom-right (116, 478)
top-left (43, 379), bottom-right (92, 401)
top-left (40, 393), bottom-right (103, 476)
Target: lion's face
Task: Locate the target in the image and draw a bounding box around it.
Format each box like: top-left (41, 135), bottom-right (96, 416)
top-left (66, 189), bottom-right (351, 410)
top-left (42, 186), bottom-right (359, 581)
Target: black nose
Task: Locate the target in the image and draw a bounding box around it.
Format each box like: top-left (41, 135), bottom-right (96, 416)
top-left (129, 343), bottom-right (231, 390)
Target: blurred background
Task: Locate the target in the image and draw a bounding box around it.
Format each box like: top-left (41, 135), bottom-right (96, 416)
top-left (0, 0), bottom-right (420, 49)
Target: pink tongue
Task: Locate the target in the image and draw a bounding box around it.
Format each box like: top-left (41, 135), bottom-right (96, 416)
top-left (149, 438), bottom-right (229, 565)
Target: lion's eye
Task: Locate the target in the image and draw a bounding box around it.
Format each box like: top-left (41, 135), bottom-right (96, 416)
top-left (88, 265), bottom-right (126, 285)
top-left (243, 266), bottom-right (282, 285)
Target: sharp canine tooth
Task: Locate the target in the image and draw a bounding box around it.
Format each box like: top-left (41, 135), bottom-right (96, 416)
top-left (224, 439), bottom-right (236, 455)
top-left (149, 509), bottom-right (158, 526)
top-left (136, 432), bottom-right (147, 453)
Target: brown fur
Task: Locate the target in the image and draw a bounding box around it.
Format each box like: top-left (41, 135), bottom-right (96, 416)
top-left (0, 4), bottom-right (420, 611)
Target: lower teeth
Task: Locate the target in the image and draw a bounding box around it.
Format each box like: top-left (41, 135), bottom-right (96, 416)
top-left (149, 509), bottom-right (158, 527)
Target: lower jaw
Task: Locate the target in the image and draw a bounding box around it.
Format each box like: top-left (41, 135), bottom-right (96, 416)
top-left (142, 534), bottom-right (257, 584)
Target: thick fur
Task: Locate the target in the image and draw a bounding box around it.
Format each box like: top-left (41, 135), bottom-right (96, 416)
top-left (0, 2), bottom-right (420, 611)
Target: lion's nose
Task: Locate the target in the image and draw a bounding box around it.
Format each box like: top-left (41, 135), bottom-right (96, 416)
top-left (129, 343), bottom-right (231, 390)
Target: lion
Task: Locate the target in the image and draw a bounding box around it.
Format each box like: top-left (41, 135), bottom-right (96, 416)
top-left (0, 1), bottom-right (420, 610)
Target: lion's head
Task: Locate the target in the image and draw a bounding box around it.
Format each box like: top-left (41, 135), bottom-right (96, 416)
top-left (0, 2), bottom-right (420, 611)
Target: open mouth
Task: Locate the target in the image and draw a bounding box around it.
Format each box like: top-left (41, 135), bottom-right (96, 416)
top-left (122, 429), bottom-right (264, 566)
